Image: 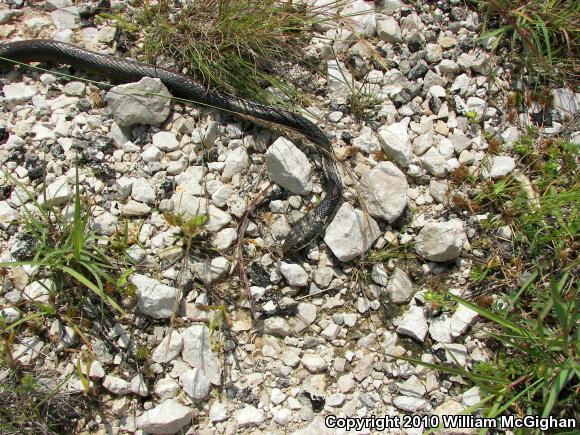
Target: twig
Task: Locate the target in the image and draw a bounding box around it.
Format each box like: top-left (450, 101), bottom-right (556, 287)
top-left (236, 182), bottom-right (274, 320)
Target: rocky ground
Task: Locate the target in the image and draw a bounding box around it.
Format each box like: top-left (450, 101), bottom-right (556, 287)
top-left (0, 0), bottom-right (578, 434)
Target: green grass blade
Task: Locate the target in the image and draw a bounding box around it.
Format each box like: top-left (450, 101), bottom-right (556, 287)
top-left (59, 265), bottom-right (125, 314)
top-left (541, 368), bottom-right (574, 418)
top-left (489, 377), bottom-right (544, 418)
top-left (549, 272), bottom-right (570, 330)
top-left (448, 294), bottom-right (528, 336)
top-left (71, 166), bottom-right (84, 261)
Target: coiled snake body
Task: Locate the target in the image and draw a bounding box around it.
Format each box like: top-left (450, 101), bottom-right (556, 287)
top-left (0, 40), bottom-right (342, 253)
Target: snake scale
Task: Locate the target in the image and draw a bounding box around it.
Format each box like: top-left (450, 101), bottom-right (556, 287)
top-left (0, 39), bottom-right (342, 253)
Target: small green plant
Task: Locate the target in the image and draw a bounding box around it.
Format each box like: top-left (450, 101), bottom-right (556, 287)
top-left (0, 167), bottom-right (136, 370)
top-left (465, 109), bottom-right (479, 123)
top-left (472, 0), bottom-right (579, 85)
top-left (134, 344), bottom-right (150, 364)
top-left (0, 169), bottom-right (127, 315)
top-left (408, 127), bottom-right (578, 431)
top-left (424, 289), bottom-right (449, 311)
top-left (0, 365), bottom-right (92, 433)
top-left (349, 83), bottom-right (380, 121)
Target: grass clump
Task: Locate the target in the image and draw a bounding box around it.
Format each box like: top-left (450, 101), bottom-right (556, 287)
top-left (102, 0), bottom-right (341, 105)
top-left (0, 168), bottom-right (132, 343)
top-left (472, 0), bottom-right (579, 85)
top-left (403, 129), bottom-right (578, 431)
top-left (0, 370), bottom-right (96, 433)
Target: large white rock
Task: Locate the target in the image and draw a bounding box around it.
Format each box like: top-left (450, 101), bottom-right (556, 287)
top-left (192, 257), bottom-right (231, 284)
top-left (324, 203), bottom-right (381, 262)
top-left (2, 82), bottom-right (37, 106)
top-left (222, 147), bottom-right (249, 180)
top-left (51, 6), bottom-right (80, 30)
top-left (180, 368), bottom-right (211, 401)
top-left (378, 121), bottom-right (413, 167)
top-left (234, 405), bottom-right (265, 428)
top-left (481, 155), bottom-right (515, 179)
top-left (37, 176), bottom-right (71, 207)
top-left (131, 178), bottom-right (156, 203)
top-left (23, 279), bottom-right (54, 303)
top-left (91, 211), bottom-right (117, 236)
top-left (152, 131), bottom-right (180, 152)
top-left (264, 317), bottom-right (292, 337)
top-left (209, 402), bottom-right (229, 423)
top-left (387, 268), bottom-right (414, 303)
top-left (293, 302), bottom-right (317, 333)
top-left (136, 399), bottom-right (192, 434)
top-left (152, 330), bottom-right (183, 363)
top-left (360, 161), bottom-right (408, 222)
top-left (105, 77), bottom-right (172, 127)
top-left (396, 306), bottom-right (428, 342)
top-left (130, 274), bottom-right (178, 319)
top-left (450, 304), bottom-right (479, 339)
top-left (415, 219), bottom-right (467, 262)
top-left (171, 193), bottom-right (232, 232)
top-left (279, 262), bottom-right (308, 287)
top-left (302, 354), bottom-right (327, 373)
top-left (393, 395), bottom-right (431, 412)
top-left (327, 60), bottom-right (354, 102)
top-left (429, 313), bottom-right (453, 343)
top-left (12, 336), bottom-right (44, 365)
top-left (102, 375), bottom-right (130, 395)
top-left (419, 146), bottom-right (448, 178)
top-left (181, 325), bottom-right (222, 385)
top-left (552, 87), bottom-right (579, 116)
top-left (340, 0), bottom-right (376, 36)
top-left (377, 16), bottom-right (402, 43)
top-left (265, 137), bottom-right (313, 195)
top-left (0, 201), bottom-right (18, 229)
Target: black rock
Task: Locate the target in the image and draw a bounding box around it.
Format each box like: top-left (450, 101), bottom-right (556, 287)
top-left (77, 99), bottom-right (93, 112)
top-left (408, 60), bottom-right (429, 80)
top-left (341, 131), bottom-right (353, 144)
top-left (10, 233), bottom-right (39, 260)
top-left (159, 178), bottom-right (174, 199)
top-left (451, 7), bottom-right (467, 21)
top-left (0, 185), bottom-right (12, 201)
top-left (275, 378), bottom-right (291, 389)
top-left (0, 126), bottom-right (8, 145)
top-left (50, 144), bottom-right (65, 159)
top-left (247, 264), bottom-right (270, 287)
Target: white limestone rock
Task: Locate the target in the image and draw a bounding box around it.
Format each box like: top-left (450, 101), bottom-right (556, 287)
top-left (387, 268), bottom-right (414, 304)
top-left (37, 176), bottom-right (71, 207)
top-left (222, 147), bottom-right (249, 181)
top-left (180, 368), bottom-right (211, 401)
top-left (130, 274), bottom-right (178, 319)
top-left (0, 201), bottom-right (18, 229)
top-left (136, 399), bottom-right (192, 434)
top-left (396, 306), bottom-right (428, 342)
top-left (105, 78), bottom-right (172, 127)
top-left (360, 161), bottom-right (408, 223)
top-left (378, 121), bottom-right (413, 167)
top-left (324, 202), bottom-right (381, 262)
top-left (265, 137), bottom-right (313, 195)
top-left (181, 325), bottom-right (222, 385)
top-left (279, 262), bottom-right (308, 287)
top-left (234, 406), bottom-right (265, 428)
top-left (481, 155), bottom-right (516, 179)
top-left (152, 330), bottom-right (183, 363)
top-left (415, 219), bottom-right (467, 262)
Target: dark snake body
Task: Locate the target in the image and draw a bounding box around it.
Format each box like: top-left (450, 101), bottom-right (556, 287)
top-left (0, 39), bottom-right (342, 253)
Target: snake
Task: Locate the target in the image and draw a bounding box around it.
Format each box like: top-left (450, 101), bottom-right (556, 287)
top-left (0, 39), bottom-right (342, 254)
